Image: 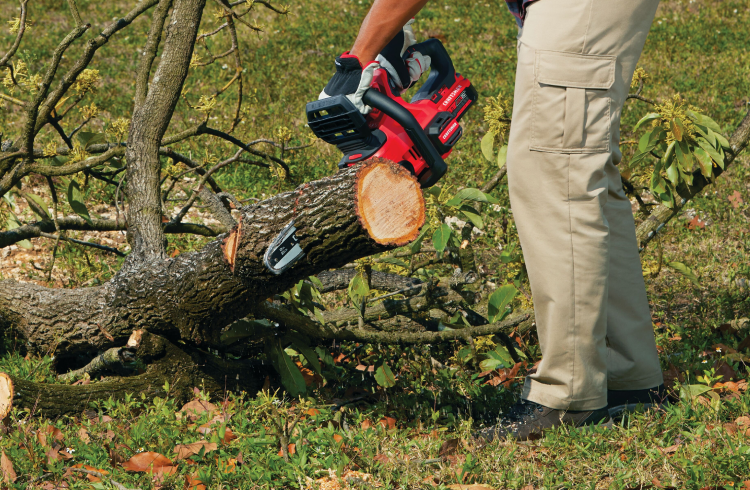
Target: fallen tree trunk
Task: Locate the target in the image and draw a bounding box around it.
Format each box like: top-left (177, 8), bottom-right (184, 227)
top-left (0, 159), bottom-right (425, 358)
top-left (0, 330), bottom-right (270, 419)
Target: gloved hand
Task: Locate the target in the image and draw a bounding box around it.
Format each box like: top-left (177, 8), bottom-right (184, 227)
top-left (319, 19), bottom-right (431, 114)
top-left (318, 52), bottom-right (380, 114)
top-left (376, 18), bottom-right (431, 93)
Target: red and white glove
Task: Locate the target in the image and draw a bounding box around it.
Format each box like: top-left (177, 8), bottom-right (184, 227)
top-left (319, 52), bottom-right (380, 114)
top-left (376, 18), bottom-right (431, 93)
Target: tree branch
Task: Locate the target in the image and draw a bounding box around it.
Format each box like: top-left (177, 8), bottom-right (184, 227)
top-left (125, 0), bottom-right (207, 262)
top-left (0, 215), bottom-right (221, 248)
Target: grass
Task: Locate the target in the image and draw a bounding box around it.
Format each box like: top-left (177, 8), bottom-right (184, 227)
top-left (1, 0), bottom-right (750, 488)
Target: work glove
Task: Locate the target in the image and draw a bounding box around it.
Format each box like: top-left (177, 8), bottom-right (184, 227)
top-left (376, 18), bottom-right (431, 92)
top-left (319, 19), bottom-right (431, 114)
top-left (319, 52), bottom-right (380, 114)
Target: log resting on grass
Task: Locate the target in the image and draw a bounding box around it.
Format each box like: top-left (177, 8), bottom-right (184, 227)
top-left (0, 159), bottom-right (425, 357)
top-left (0, 330), bottom-right (271, 419)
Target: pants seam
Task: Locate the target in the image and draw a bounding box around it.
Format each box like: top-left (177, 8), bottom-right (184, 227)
top-left (568, 154), bottom-right (577, 403)
top-left (581, 0), bottom-right (595, 54)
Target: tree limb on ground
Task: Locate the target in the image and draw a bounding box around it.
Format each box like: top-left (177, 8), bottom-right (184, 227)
top-left (0, 159), bottom-right (425, 358)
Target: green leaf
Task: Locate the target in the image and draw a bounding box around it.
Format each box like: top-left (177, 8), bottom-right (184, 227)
top-left (696, 137), bottom-right (724, 169)
top-left (77, 131), bottom-right (106, 149)
top-left (714, 131), bottom-right (730, 149)
top-left (693, 147), bottom-right (713, 178)
top-left (480, 132), bottom-right (495, 162)
top-left (268, 339), bottom-right (307, 397)
top-left (23, 192), bottom-right (50, 220)
top-left (496, 144), bottom-right (508, 167)
top-left (668, 261), bottom-right (701, 288)
top-left (445, 188), bottom-right (498, 207)
top-left (379, 257), bottom-right (409, 268)
top-left (638, 130), bottom-right (654, 152)
top-left (694, 124), bottom-right (716, 147)
top-left (424, 186), bottom-right (442, 198)
top-left (666, 162), bottom-right (679, 185)
top-left (478, 358), bottom-right (504, 372)
top-left (486, 345), bottom-right (514, 367)
top-left (432, 224), bottom-right (452, 254)
top-left (459, 205), bottom-right (483, 230)
top-left (410, 227), bottom-right (429, 254)
top-left (487, 284), bottom-right (518, 323)
top-left (5, 214), bottom-right (33, 249)
top-left (651, 170), bottom-right (666, 194)
top-left (50, 155), bottom-right (68, 166)
top-left (634, 113), bottom-right (661, 131)
top-left (680, 384), bottom-right (713, 400)
top-left (308, 275), bottom-right (324, 289)
top-left (698, 113), bottom-right (722, 133)
top-left (315, 346), bottom-right (334, 366)
top-left (374, 364), bottom-right (396, 388)
top-left (67, 179), bottom-right (92, 224)
top-left (292, 340), bottom-right (322, 375)
top-left (347, 271), bottom-right (370, 306)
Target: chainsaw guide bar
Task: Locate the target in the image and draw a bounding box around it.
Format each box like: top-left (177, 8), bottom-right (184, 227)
top-left (263, 220), bottom-right (304, 275)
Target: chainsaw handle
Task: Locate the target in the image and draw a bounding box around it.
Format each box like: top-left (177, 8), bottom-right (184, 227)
top-left (362, 88), bottom-right (446, 188)
top-left (405, 38), bottom-right (457, 103)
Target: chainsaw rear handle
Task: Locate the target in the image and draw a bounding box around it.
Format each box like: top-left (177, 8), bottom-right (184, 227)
top-left (405, 38), bottom-right (457, 103)
top-left (361, 88), bottom-right (447, 188)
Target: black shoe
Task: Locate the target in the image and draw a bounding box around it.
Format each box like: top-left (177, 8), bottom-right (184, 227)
top-left (474, 399), bottom-right (612, 443)
top-left (607, 384), bottom-right (669, 418)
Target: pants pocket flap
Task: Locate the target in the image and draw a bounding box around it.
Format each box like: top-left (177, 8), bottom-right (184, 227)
top-left (535, 51), bottom-right (616, 90)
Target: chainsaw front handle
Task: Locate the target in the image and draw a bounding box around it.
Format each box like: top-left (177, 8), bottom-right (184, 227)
top-left (361, 88), bottom-right (447, 188)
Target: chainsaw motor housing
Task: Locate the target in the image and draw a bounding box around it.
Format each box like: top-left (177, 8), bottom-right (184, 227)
top-left (306, 38), bottom-right (476, 188)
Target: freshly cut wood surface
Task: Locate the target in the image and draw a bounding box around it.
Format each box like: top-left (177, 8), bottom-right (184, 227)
top-left (0, 373), bottom-right (13, 419)
top-left (355, 158), bottom-right (425, 246)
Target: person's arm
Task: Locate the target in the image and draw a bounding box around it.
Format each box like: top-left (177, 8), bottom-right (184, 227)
top-left (350, 0), bottom-right (430, 65)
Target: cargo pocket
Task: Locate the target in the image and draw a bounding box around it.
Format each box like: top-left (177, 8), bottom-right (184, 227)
top-left (530, 50), bottom-right (616, 154)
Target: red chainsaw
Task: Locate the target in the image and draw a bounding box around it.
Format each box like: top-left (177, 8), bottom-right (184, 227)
top-left (305, 38), bottom-right (477, 188)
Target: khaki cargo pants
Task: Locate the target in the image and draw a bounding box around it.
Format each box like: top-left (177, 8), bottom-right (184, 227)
top-left (507, 0), bottom-right (664, 411)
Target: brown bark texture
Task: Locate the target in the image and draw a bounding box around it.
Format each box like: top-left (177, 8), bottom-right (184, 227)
top-left (0, 331), bottom-right (268, 419)
top-left (0, 159), bottom-right (425, 358)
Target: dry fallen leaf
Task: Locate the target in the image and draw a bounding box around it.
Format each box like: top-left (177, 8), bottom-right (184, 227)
top-left (78, 427), bottom-right (91, 444)
top-left (121, 451), bottom-right (173, 473)
top-left (186, 473), bottom-right (207, 490)
top-left (179, 399), bottom-right (217, 421)
top-left (439, 438), bottom-right (460, 459)
top-left (1, 451), bottom-right (16, 483)
top-left (378, 417), bottom-right (396, 430)
top-left (174, 441), bottom-right (218, 460)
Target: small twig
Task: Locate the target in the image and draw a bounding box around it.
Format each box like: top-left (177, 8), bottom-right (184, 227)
top-left (626, 94), bottom-right (657, 105)
top-left (40, 232), bottom-right (126, 257)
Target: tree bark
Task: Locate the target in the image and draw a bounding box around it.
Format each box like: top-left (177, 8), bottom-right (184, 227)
top-left (0, 330), bottom-right (269, 419)
top-left (0, 159), bottom-right (425, 358)
top-left (125, 0), bottom-right (206, 262)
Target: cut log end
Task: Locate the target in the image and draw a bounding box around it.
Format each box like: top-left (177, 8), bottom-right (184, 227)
top-left (355, 158), bottom-right (426, 246)
top-left (0, 372), bottom-right (13, 419)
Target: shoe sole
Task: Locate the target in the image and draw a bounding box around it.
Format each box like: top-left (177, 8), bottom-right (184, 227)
top-left (608, 402), bottom-right (664, 419)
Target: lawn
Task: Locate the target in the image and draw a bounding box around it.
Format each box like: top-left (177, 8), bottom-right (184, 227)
top-left (0, 0), bottom-right (749, 488)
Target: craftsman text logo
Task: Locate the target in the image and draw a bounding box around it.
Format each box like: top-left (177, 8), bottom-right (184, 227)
top-left (440, 121), bottom-right (459, 142)
top-left (441, 84), bottom-right (464, 109)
